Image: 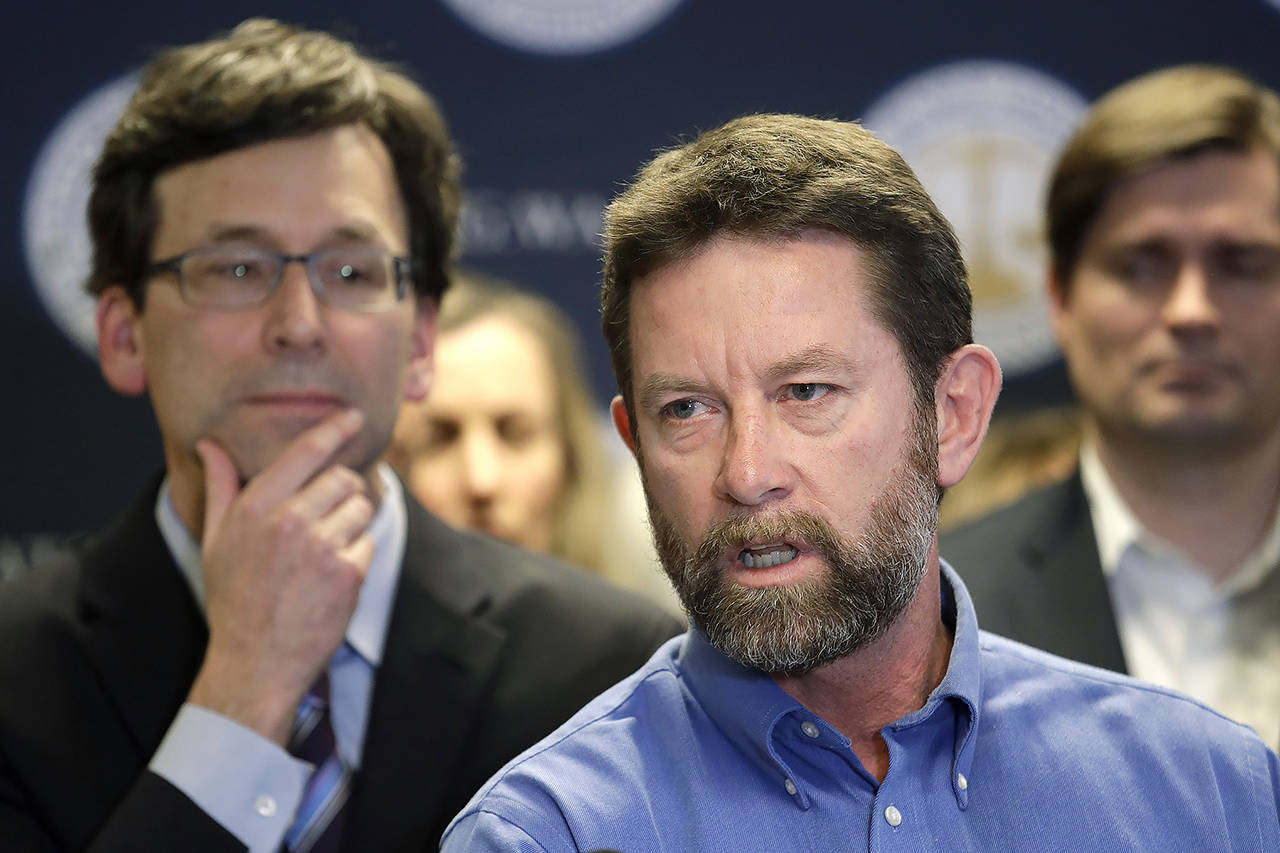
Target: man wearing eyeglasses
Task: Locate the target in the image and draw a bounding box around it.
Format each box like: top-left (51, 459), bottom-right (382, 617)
top-left (0, 19), bottom-right (680, 853)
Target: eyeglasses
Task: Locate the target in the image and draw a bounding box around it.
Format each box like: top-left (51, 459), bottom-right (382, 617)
top-left (146, 246), bottom-right (418, 312)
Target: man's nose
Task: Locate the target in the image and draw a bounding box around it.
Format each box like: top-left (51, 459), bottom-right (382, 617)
top-left (264, 262), bottom-right (326, 352)
top-left (1162, 264), bottom-right (1221, 336)
top-left (713, 413), bottom-right (793, 507)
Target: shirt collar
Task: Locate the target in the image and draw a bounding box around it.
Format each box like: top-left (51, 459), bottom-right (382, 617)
top-left (678, 622), bottom-right (810, 790)
top-left (678, 561), bottom-right (980, 808)
top-left (154, 462), bottom-right (406, 667)
top-left (1078, 440), bottom-right (1142, 578)
top-left (1079, 441), bottom-right (1280, 594)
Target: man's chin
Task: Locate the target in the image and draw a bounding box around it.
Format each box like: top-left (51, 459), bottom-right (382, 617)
top-left (1124, 407), bottom-right (1253, 448)
top-left (695, 600), bottom-right (863, 675)
top-left (679, 569), bottom-right (849, 672)
top-left (210, 431), bottom-right (380, 484)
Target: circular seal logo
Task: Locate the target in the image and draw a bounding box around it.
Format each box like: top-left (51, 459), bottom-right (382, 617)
top-left (24, 71), bottom-right (139, 358)
top-left (439, 0), bottom-right (684, 55)
top-left (862, 61), bottom-right (1087, 377)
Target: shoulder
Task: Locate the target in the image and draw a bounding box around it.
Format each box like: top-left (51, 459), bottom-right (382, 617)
top-left (979, 631), bottom-right (1273, 759)
top-left (0, 482), bottom-right (167, 641)
top-left (450, 528), bottom-right (684, 703)
top-left (0, 481), bottom-right (198, 728)
top-left (0, 539), bottom-right (88, 651)
top-left (0, 536), bottom-right (125, 762)
top-left (443, 639), bottom-right (688, 846)
top-left (941, 475), bottom-right (1082, 558)
top-left (405, 498), bottom-right (684, 643)
top-left (489, 540), bottom-right (680, 638)
top-left (401, 502), bottom-right (683, 751)
top-left (969, 635), bottom-right (1280, 846)
top-left (490, 642), bottom-right (687, 782)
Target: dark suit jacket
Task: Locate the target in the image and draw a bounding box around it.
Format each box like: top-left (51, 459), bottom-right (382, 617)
top-left (939, 472), bottom-right (1128, 674)
top-left (0, 480), bottom-right (683, 852)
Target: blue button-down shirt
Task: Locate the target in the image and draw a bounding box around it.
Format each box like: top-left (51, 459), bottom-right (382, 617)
top-left (442, 562), bottom-right (1280, 852)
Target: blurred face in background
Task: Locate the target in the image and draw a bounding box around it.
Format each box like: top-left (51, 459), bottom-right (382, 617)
top-left (392, 314), bottom-right (568, 552)
top-left (1053, 147), bottom-right (1280, 455)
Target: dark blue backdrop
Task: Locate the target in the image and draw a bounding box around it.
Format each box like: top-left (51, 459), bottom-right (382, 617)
top-left (7, 0), bottom-right (1280, 536)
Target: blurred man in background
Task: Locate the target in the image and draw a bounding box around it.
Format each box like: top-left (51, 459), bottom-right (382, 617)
top-left (0, 19), bottom-right (679, 852)
top-left (943, 64), bottom-right (1280, 748)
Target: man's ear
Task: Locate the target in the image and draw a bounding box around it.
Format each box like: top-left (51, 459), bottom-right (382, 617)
top-left (610, 395), bottom-right (638, 456)
top-left (934, 344), bottom-right (1002, 489)
top-left (96, 286), bottom-right (147, 396)
top-left (403, 297), bottom-right (437, 403)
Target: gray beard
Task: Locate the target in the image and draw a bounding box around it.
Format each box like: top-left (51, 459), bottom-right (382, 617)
top-left (645, 418), bottom-right (939, 675)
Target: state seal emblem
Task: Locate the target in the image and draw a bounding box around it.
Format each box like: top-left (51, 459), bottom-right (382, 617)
top-left (863, 61), bottom-right (1087, 376)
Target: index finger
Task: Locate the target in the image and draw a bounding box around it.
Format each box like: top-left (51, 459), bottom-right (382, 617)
top-left (237, 408), bottom-right (366, 507)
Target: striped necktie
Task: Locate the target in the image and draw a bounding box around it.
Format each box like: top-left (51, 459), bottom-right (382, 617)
top-left (282, 672), bottom-right (353, 853)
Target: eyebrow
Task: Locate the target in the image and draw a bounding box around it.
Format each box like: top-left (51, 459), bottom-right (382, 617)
top-left (203, 222), bottom-right (384, 246)
top-left (1105, 233), bottom-right (1280, 254)
top-left (634, 345), bottom-right (859, 412)
top-left (635, 373), bottom-right (708, 413)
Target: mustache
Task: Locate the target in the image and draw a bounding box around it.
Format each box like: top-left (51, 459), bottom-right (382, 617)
top-left (694, 509), bottom-right (848, 566)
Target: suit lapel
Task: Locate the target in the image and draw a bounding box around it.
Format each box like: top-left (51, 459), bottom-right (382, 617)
top-left (75, 480), bottom-right (208, 754)
top-left (1018, 474), bottom-right (1128, 672)
top-left (346, 498), bottom-right (507, 851)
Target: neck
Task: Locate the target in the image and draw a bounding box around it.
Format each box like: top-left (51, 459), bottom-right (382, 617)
top-left (1090, 421), bottom-right (1280, 582)
top-left (772, 552), bottom-right (952, 782)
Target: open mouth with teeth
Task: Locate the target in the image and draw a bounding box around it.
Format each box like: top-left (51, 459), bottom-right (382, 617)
top-left (739, 543), bottom-right (800, 569)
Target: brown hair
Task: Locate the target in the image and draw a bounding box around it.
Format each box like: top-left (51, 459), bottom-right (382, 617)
top-left (389, 271), bottom-right (614, 577)
top-left (87, 17), bottom-right (460, 306)
top-left (600, 113), bottom-right (971, 427)
top-left (1048, 64), bottom-right (1280, 285)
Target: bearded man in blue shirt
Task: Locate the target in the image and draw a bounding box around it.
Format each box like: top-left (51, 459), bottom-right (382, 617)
top-left (442, 114), bottom-right (1280, 852)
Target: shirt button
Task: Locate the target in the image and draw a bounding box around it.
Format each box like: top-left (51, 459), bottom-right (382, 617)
top-left (801, 721), bottom-right (820, 738)
top-left (884, 805), bottom-right (902, 827)
top-left (254, 794), bottom-right (277, 818)
top-left (784, 778), bottom-right (798, 796)
top-left (957, 772), bottom-right (969, 790)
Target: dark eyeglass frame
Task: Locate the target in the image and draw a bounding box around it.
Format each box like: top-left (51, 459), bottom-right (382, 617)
top-left (145, 246), bottom-right (419, 312)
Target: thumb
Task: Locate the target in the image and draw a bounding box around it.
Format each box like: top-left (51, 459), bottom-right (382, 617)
top-left (195, 438), bottom-right (239, 545)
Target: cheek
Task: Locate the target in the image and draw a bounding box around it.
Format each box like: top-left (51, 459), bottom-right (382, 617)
top-left (407, 455), bottom-right (463, 511)
top-left (642, 452), bottom-right (712, 532)
top-left (142, 327), bottom-right (219, 417)
top-left (827, 432), bottom-right (901, 512)
top-left (511, 440), bottom-right (568, 508)
top-left (339, 313), bottom-right (418, 388)
top-left (1231, 304), bottom-right (1280, 356)
top-left (1068, 287), bottom-right (1156, 351)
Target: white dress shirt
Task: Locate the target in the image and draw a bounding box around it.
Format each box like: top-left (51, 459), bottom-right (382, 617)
top-left (147, 464), bottom-right (407, 852)
top-left (1080, 443), bottom-right (1280, 748)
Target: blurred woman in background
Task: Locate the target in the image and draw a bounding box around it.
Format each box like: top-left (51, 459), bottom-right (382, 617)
top-left (388, 271), bottom-right (667, 601)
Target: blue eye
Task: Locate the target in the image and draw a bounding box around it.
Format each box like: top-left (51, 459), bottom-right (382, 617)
top-left (789, 383), bottom-right (830, 402)
top-left (664, 399), bottom-right (706, 420)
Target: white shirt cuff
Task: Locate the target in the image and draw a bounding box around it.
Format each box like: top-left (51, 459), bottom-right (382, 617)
top-left (149, 703), bottom-right (312, 853)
